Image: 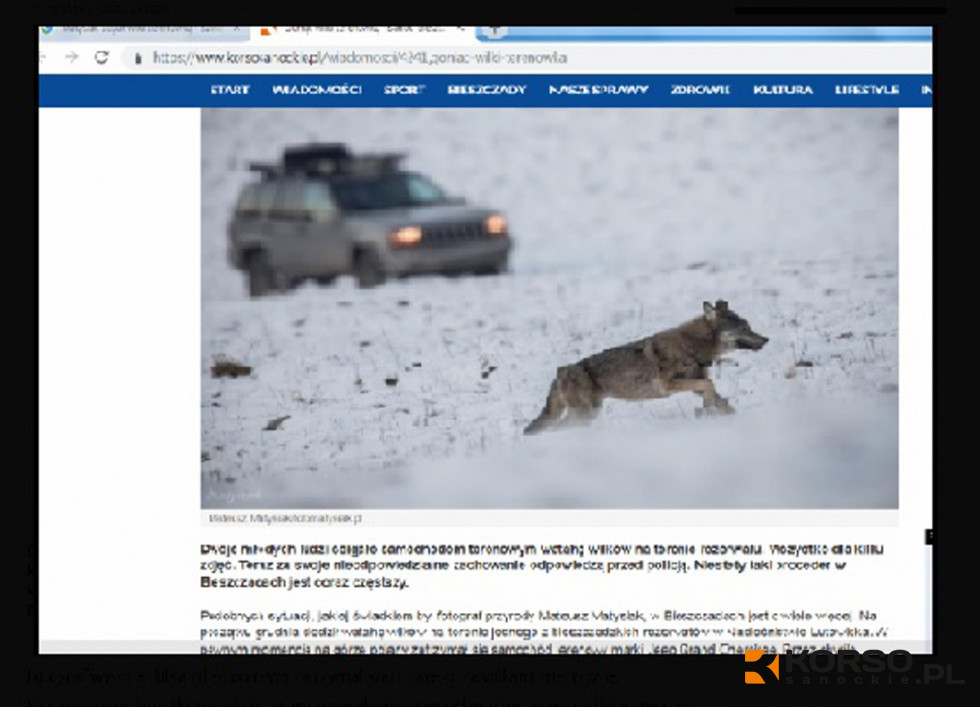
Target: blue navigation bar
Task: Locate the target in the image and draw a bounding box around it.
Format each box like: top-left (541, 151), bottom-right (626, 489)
top-left (39, 74), bottom-right (933, 108)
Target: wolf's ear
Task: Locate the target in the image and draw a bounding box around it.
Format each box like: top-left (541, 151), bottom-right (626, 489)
top-left (703, 301), bottom-right (716, 321)
top-left (715, 300), bottom-right (729, 312)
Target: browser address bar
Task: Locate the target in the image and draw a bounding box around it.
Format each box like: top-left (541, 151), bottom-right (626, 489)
top-left (129, 44), bottom-right (929, 75)
top-left (37, 42), bottom-right (932, 74)
top-left (145, 47), bottom-right (571, 69)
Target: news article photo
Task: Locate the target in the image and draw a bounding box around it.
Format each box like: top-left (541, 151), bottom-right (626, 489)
top-left (201, 107), bottom-right (898, 510)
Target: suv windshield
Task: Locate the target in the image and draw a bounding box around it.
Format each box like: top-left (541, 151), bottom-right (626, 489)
top-left (329, 172), bottom-right (449, 211)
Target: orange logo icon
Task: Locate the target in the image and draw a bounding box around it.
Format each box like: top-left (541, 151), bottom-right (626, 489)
top-left (745, 649), bottom-right (780, 684)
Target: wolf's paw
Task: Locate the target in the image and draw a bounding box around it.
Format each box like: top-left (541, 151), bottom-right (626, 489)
top-left (524, 420), bottom-right (546, 435)
top-left (717, 399), bottom-right (735, 415)
top-left (696, 402), bottom-right (735, 418)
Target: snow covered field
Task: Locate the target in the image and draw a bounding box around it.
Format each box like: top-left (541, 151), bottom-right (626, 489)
top-left (201, 108), bottom-right (898, 509)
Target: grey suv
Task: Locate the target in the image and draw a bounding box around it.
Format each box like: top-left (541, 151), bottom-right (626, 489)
top-left (227, 143), bottom-right (512, 296)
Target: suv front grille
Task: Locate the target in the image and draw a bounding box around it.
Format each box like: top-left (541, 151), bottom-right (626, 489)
top-left (421, 221), bottom-right (486, 246)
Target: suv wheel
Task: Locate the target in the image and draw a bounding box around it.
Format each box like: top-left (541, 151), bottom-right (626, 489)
top-left (353, 248), bottom-right (386, 289)
top-left (246, 251), bottom-right (278, 298)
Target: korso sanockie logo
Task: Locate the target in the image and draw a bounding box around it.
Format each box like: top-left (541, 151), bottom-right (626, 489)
top-left (745, 649), bottom-right (780, 684)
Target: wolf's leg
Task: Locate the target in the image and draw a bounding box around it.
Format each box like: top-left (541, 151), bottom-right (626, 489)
top-left (524, 378), bottom-right (566, 435)
top-left (694, 400), bottom-right (734, 418)
top-left (525, 364), bottom-right (603, 434)
top-left (555, 365), bottom-right (603, 428)
top-left (668, 379), bottom-right (735, 415)
top-left (560, 398), bottom-right (603, 428)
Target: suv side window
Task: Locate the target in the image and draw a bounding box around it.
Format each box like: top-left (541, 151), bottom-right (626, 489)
top-left (240, 181), bottom-right (278, 219)
top-left (270, 180), bottom-right (306, 221)
top-left (235, 183), bottom-right (263, 219)
top-left (302, 182), bottom-right (337, 222)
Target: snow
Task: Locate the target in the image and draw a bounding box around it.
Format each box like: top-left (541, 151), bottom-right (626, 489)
top-left (201, 107), bottom-right (898, 509)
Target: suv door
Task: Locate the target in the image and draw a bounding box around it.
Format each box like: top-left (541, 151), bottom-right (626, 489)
top-left (299, 181), bottom-right (348, 274)
top-left (231, 181), bottom-right (277, 263)
top-left (265, 179), bottom-right (312, 279)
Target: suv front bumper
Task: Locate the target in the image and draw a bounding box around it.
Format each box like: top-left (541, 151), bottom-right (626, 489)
top-left (384, 237), bottom-right (511, 275)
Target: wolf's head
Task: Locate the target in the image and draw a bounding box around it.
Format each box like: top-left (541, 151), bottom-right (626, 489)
top-left (703, 300), bottom-right (769, 352)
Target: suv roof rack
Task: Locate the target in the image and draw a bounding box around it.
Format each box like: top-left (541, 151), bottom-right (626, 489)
top-left (248, 143), bottom-right (407, 180)
top-left (283, 143), bottom-right (351, 170)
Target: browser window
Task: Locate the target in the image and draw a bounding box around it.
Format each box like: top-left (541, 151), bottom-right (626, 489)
top-left (38, 25), bottom-right (932, 671)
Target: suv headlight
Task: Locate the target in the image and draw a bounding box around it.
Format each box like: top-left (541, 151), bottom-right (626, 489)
top-left (388, 226), bottom-right (423, 247)
top-left (485, 213), bottom-right (508, 236)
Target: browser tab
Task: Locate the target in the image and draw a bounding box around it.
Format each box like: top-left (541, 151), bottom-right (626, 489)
top-left (39, 26), bottom-right (250, 42)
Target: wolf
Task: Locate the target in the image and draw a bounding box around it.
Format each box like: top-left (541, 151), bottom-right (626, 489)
top-left (523, 300), bottom-right (768, 434)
